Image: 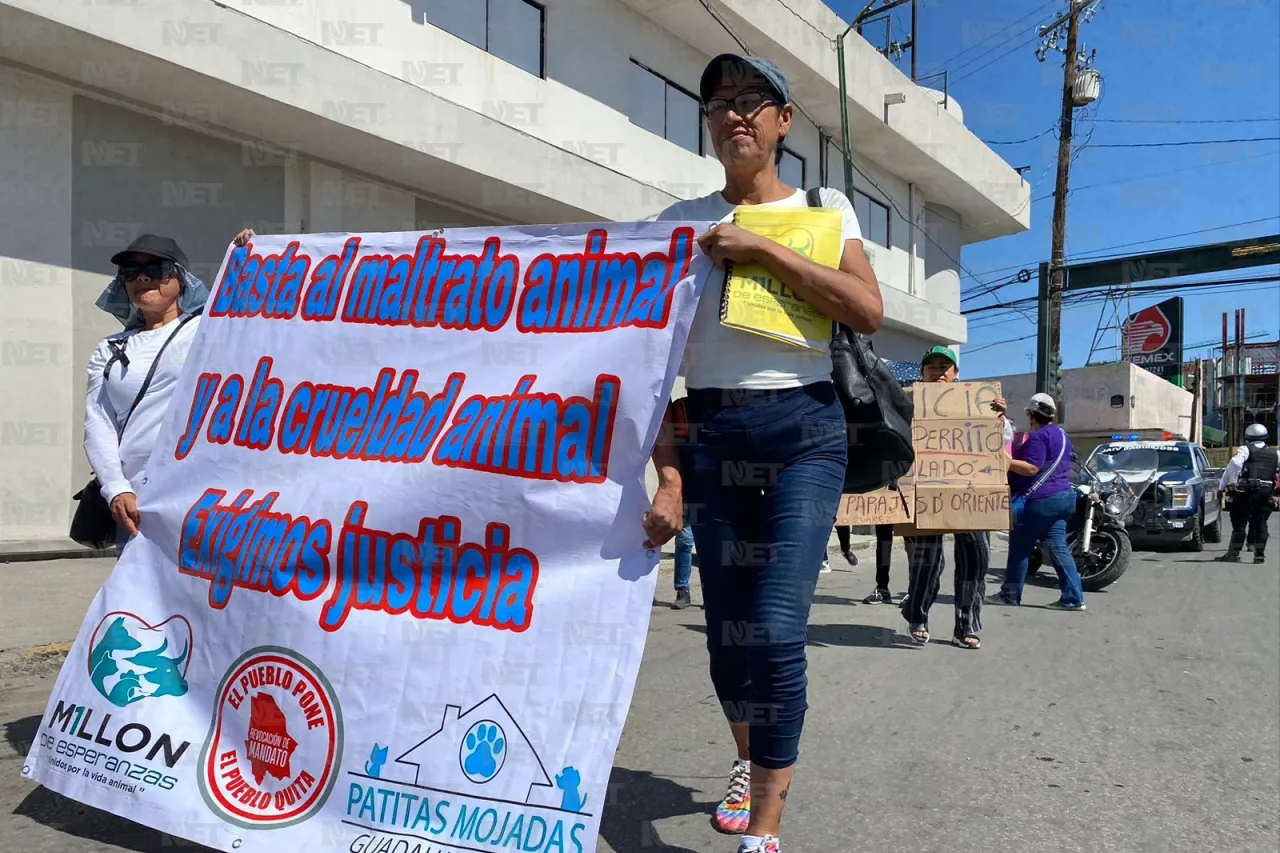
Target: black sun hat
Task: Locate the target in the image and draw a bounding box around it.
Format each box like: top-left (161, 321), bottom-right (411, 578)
top-left (110, 234), bottom-right (190, 269)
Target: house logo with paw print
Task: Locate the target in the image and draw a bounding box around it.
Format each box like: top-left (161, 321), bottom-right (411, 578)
top-left (394, 694), bottom-right (553, 804)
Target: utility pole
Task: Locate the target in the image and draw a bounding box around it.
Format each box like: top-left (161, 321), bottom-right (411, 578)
top-left (1047, 2), bottom-right (1082, 372)
top-left (1034, 0), bottom-right (1101, 399)
top-left (911, 0), bottom-right (919, 80)
top-left (1191, 358), bottom-right (1203, 446)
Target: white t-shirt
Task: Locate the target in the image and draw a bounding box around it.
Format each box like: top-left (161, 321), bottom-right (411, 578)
top-left (84, 316), bottom-right (202, 505)
top-left (656, 187), bottom-right (863, 390)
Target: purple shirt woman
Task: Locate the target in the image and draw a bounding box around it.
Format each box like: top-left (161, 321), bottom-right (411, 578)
top-left (997, 393), bottom-right (1086, 610)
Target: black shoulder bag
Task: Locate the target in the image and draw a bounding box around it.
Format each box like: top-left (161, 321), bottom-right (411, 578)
top-left (805, 187), bottom-right (915, 494)
top-left (70, 311), bottom-right (200, 549)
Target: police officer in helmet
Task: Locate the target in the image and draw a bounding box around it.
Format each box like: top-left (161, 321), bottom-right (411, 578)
top-left (1218, 423), bottom-right (1277, 563)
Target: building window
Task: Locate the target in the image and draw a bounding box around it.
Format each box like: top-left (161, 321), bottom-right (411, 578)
top-left (853, 189), bottom-right (890, 247)
top-left (628, 60), bottom-right (702, 156)
top-left (778, 147), bottom-right (806, 189)
top-left (426, 0), bottom-right (545, 78)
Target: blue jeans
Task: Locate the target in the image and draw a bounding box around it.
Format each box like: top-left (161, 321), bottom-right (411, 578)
top-left (674, 512), bottom-right (695, 591)
top-left (681, 383), bottom-right (847, 770)
top-left (1002, 489), bottom-right (1084, 607)
top-left (114, 523), bottom-right (133, 558)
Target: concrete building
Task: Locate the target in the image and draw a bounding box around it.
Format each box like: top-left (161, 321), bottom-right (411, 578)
top-left (983, 362), bottom-right (1196, 457)
top-left (0, 0), bottom-right (1029, 551)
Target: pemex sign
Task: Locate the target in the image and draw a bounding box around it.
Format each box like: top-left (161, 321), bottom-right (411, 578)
top-left (1121, 296), bottom-right (1183, 381)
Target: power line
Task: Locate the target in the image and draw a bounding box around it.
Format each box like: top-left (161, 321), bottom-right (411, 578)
top-left (918, 0), bottom-right (1059, 78)
top-left (1082, 136), bottom-right (1280, 149)
top-left (983, 127), bottom-right (1057, 145)
top-left (846, 148), bottom-right (1038, 319)
top-left (951, 149), bottom-right (1280, 245)
top-left (947, 25), bottom-right (1050, 88)
top-left (696, 0), bottom-right (751, 52)
top-left (1095, 330), bottom-right (1271, 355)
top-left (950, 0), bottom-right (1092, 92)
top-left (962, 285), bottom-right (1274, 350)
top-left (962, 215), bottom-right (1280, 284)
top-left (1094, 117), bottom-right (1280, 125)
top-left (773, 0), bottom-right (836, 45)
top-left (1036, 149), bottom-right (1280, 203)
top-left (965, 333), bottom-right (1036, 354)
top-left (963, 272), bottom-right (1280, 317)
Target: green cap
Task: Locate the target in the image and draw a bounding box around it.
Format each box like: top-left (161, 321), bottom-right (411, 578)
top-left (922, 345), bottom-right (958, 367)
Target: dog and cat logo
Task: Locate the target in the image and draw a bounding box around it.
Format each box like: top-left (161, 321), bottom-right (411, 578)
top-left (88, 612), bottom-right (192, 708)
top-left (356, 694), bottom-right (589, 814)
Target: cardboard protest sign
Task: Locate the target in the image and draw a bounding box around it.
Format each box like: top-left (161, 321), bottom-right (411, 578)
top-left (21, 223), bottom-right (711, 853)
top-left (895, 380), bottom-right (1010, 534)
top-left (835, 487), bottom-right (913, 526)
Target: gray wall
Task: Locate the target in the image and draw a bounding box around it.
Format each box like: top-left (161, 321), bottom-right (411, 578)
top-left (923, 203), bottom-right (961, 310)
top-left (67, 96), bottom-right (287, 497)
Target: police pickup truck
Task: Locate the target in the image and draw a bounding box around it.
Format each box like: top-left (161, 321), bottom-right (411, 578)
top-left (1085, 439), bottom-right (1223, 551)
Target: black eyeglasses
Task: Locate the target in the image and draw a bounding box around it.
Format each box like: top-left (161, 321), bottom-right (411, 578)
top-left (119, 260), bottom-right (176, 282)
top-left (704, 91), bottom-right (779, 119)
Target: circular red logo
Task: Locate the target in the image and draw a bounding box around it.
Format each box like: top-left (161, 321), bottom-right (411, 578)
top-left (198, 647), bottom-right (343, 829)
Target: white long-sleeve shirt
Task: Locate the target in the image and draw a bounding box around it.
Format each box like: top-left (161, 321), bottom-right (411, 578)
top-left (1219, 441), bottom-right (1266, 490)
top-left (84, 317), bottom-right (201, 505)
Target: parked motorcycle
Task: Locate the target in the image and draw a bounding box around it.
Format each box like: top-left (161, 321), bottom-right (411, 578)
top-left (1027, 448), bottom-right (1159, 591)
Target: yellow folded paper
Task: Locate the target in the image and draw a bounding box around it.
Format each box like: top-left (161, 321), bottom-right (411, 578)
top-left (720, 206), bottom-right (843, 351)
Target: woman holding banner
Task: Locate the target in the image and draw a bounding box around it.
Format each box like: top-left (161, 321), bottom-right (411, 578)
top-left (645, 54), bottom-right (881, 853)
top-left (84, 234), bottom-right (211, 552)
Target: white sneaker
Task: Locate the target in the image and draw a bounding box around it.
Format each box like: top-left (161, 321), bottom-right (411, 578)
top-left (819, 556), bottom-right (831, 574)
top-left (739, 835), bottom-right (781, 853)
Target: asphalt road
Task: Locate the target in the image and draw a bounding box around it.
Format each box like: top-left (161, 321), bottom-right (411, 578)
top-left (2, 520), bottom-right (1277, 853)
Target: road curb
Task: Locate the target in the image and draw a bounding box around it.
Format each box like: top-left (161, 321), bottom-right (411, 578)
top-left (0, 538), bottom-right (112, 563)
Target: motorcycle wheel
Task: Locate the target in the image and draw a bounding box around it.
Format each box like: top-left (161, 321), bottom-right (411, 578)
top-left (1026, 549), bottom-right (1043, 578)
top-left (1077, 526), bottom-right (1131, 591)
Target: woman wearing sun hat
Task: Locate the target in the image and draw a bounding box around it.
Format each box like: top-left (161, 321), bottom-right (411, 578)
top-left (83, 234), bottom-right (210, 551)
top-left (643, 52), bottom-right (882, 853)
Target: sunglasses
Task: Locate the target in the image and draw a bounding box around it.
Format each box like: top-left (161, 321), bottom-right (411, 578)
top-left (119, 260), bottom-right (176, 282)
top-left (704, 91), bottom-right (780, 119)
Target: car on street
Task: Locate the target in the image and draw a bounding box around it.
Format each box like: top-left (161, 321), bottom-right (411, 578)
top-left (1086, 438), bottom-right (1223, 551)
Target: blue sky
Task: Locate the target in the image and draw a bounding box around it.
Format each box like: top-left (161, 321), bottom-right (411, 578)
top-left (825, 0), bottom-right (1280, 377)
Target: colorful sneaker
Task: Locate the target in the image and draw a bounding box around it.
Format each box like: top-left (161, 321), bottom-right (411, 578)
top-left (739, 834), bottom-right (781, 852)
top-left (711, 761), bottom-right (751, 834)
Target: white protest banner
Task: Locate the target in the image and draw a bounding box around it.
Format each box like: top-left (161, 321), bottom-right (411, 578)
top-left (22, 222), bottom-right (710, 853)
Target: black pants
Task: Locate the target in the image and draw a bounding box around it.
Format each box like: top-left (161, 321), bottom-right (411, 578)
top-left (874, 523), bottom-right (895, 590)
top-left (902, 533), bottom-right (989, 637)
top-left (835, 524), bottom-right (896, 587)
top-left (1228, 487), bottom-right (1274, 556)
